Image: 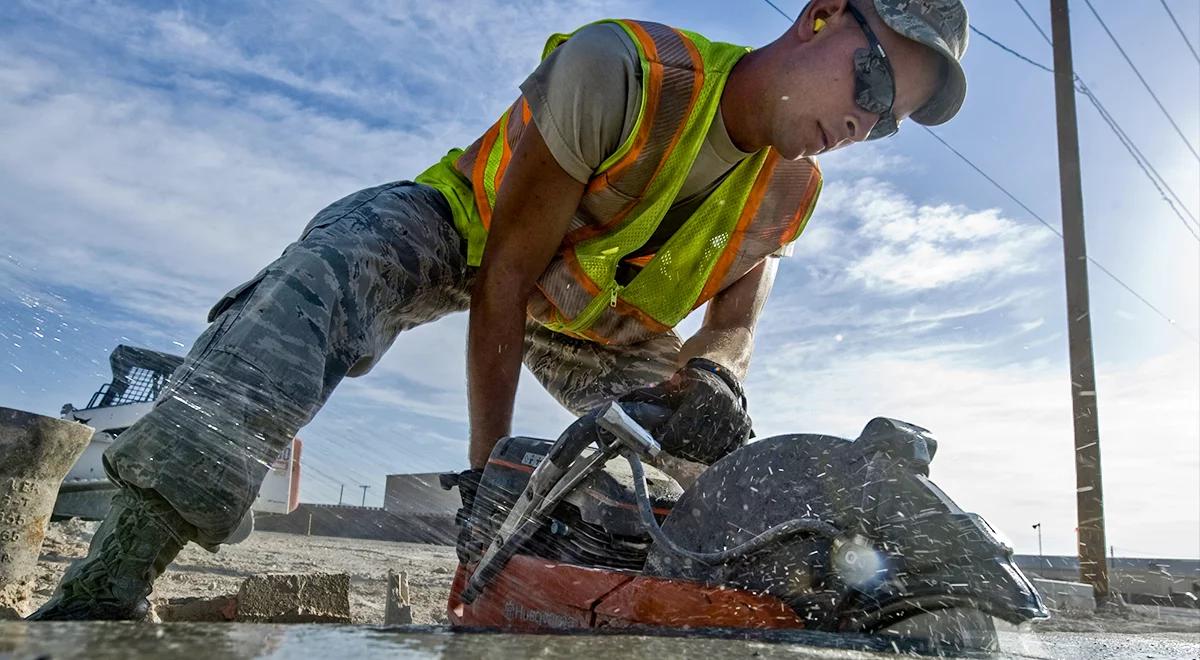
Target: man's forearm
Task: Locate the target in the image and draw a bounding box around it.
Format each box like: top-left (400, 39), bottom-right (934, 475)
top-left (677, 258), bottom-right (778, 381)
top-left (466, 278), bottom-right (528, 469)
top-left (460, 120), bottom-right (585, 469)
top-left (676, 326), bottom-right (755, 381)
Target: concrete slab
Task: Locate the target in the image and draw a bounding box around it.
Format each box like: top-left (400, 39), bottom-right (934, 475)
top-left (2, 622), bottom-right (1199, 660)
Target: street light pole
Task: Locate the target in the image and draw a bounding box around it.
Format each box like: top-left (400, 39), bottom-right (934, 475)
top-left (1033, 523), bottom-right (1043, 557)
top-left (1049, 0), bottom-right (1109, 602)
top-left (360, 484), bottom-right (370, 507)
top-left (338, 484), bottom-right (344, 506)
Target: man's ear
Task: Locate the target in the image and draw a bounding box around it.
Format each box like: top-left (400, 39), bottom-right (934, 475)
top-left (797, 0), bottom-right (851, 43)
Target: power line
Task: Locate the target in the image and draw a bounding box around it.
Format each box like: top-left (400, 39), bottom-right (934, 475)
top-left (976, 18), bottom-right (1200, 236)
top-left (1081, 0), bottom-right (1200, 162)
top-left (922, 126), bottom-right (1196, 343)
top-left (760, 0), bottom-right (793, 23)
top-left (1012, 0), bottom-right (1053, 47)
top-left (1158, 0), bottom-right (1200, 64)
top-left (1019, 0), bottom-right (1200, 216)
top-left (919, 127), bottom-right (1060, 238)
top-left (970, 26), bottom-right (1053, 73)
top-left (1076, 85), bottom-right (1200, 239)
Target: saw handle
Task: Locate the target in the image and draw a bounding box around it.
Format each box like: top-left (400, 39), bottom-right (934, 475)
top-left (545, 401), bottom-right (670, 470)
top-left (597, 401), bottom-right (667, 458)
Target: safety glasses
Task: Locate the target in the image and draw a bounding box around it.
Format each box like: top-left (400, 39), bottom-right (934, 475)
top-left (845, 4), bottom-right (899, 140)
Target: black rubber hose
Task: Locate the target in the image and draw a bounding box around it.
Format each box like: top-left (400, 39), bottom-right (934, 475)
top-left (626, 451), bottom-right (840, 565)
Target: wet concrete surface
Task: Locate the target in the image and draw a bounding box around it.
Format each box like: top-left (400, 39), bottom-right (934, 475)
top-left (1, 623), bottom-right (1196, 659)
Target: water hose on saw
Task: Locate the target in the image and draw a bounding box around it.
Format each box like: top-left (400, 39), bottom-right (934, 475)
top-left (625, 451), bottom-right (841, 565)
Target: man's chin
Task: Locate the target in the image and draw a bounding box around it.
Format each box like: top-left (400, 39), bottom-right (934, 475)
top-left (776, 135), bottom-right (825, 160)
top-left (780, 146), bottom-right (814, 160)
top-left (770, 132), bottom-right (830, 159)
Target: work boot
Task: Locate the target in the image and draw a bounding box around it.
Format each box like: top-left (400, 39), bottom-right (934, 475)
top-left (27, 486), bottom-right (195, 621)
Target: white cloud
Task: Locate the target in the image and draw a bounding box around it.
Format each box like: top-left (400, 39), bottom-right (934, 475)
top-left (13, 0), bottom-right (629, 118)
top-left (0, 0), bottom-right (630, 502)
top-left (0, 0), bottom-right (634, 329)
top-left (818, 180), bottom-right (1055, 293)
top-left (819, 141), bottom-right (913, 176)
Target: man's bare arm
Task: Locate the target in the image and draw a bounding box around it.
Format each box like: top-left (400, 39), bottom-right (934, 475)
top-left (676, 258), bottom-right (780, 381)
top-left (467, 122), bottom-right (586, 468)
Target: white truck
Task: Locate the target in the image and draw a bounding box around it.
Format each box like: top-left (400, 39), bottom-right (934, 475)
top-left (57, 345), bottom-right (301, 543)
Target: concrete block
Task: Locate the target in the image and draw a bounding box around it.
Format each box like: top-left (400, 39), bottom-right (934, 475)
top-left (236, 573), bottom-right (351, 623)
top-left (156, 595), bottom-right (239, 622)
top-left (384, 570), bottom-right (412, 625)
top-left (1033, 578), bottom-right (1096, 612)
top-left (0, 407), bottom-right (93, 619)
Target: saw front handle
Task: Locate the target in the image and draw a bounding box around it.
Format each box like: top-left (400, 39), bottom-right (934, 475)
top-left (597, 401), bottom-right (663, 459)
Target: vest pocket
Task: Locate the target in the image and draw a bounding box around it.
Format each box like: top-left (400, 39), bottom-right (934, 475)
top-left (572, 182), bottom-right (639, 234)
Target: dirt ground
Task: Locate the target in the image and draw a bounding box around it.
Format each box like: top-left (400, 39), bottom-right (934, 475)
top-left (35, 520), bottom-right (459, 624)
top-left (33, 520), bottom-right (1199, 633)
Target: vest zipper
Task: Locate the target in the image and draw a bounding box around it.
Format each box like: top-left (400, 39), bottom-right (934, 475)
top-left (563, 283), bottom-right (622, 335)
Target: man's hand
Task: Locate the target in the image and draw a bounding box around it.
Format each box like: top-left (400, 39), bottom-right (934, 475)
top-left (444, 468), bottom-right (486, 564)
top-left (624, 257), bottom-right (780, 465)
top-left (467, 119), bottom-right (585, 468)
top-left (621, 358), bottom-right (752, 464)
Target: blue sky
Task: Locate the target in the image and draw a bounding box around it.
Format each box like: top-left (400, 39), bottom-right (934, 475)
top-left (1, 1), bottom-right (1197, 559)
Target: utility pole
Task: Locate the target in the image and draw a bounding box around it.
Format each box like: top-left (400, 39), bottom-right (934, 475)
top-left (338, 484), bottom-right (345, 506)
top-left (1050, 0), bottom-right (1109, 602)
top-left (360, 484), bottom-right (370, 507)
top-left (1033, 522), bottom-right (1043, 557)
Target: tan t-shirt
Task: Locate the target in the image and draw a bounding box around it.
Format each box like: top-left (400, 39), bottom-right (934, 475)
top-left (519, 23), bottom-right (791, 258)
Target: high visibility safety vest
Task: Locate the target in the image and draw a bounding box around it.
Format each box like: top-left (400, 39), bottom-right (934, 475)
top-left (417, 19), bottom-right (822, 345)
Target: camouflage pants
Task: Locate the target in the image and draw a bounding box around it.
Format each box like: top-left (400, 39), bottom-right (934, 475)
top-left (103, 181), bottom-right (682, 547)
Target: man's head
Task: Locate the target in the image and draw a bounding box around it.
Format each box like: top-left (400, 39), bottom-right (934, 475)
top-left (727, 0), bottom-right (968, 160)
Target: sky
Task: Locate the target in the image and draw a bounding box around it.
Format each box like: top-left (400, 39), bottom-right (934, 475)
top-left (1, 0), bottom-right (1197, 559)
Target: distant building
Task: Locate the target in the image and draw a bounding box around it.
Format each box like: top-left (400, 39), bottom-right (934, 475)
top-left (255, 473), bottom-right (459, 545)
top-left (1015, 555), bottom-right (1200, 608)
top-left (384, 473), bottom-right (461, 518)
top-left (381, 472), bottom-right (458, 545)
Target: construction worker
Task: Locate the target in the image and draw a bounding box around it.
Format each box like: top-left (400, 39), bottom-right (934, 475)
top-left (30, 0), bottom-right (967, 620)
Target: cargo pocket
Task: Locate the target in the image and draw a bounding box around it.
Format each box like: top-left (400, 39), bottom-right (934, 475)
top-left (207, 269), bottom-right (268, 323)
top-left (297, 214), bottom-right (346, 242)
top-left (297, 181), bottom-right (414, 241)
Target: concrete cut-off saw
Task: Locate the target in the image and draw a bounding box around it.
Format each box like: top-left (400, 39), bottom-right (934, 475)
top-left (441, 402), bottom-right (1048, 653)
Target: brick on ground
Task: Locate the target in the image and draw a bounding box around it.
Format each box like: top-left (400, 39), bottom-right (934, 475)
top-left (236, 573), bottom-right (351, 623)
top-left (156, 595), bottom-right (239, 622)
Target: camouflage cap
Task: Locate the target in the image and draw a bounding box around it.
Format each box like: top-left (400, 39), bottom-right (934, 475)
top-left (872, 0), bottom-right (969, 125)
